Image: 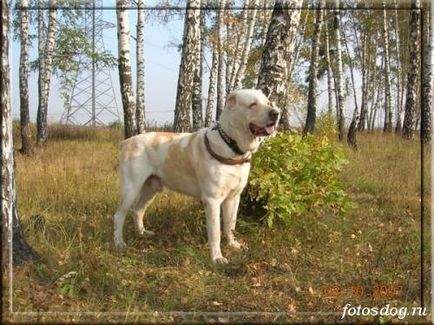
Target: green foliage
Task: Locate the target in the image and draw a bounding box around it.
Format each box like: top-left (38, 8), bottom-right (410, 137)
top-left (245, 132), bottom-right (352, 227)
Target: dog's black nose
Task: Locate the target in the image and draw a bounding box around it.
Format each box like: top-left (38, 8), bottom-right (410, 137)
top-left (269, 109), bottom-right (279, 122)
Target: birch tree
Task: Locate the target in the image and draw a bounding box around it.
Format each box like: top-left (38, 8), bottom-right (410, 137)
top-left (304, 1), bottom-right (324, 135)
top-left (334, 0), bottom-right (345, 141)
top-left (257, 0), bottom-right (301, 111)
top-left (174, 0), bottom-right (201, 132)
top-left (233, 0), bottom-right (259, 90)
top-left (205, 29), bottom-right (218, 127)
top-left (117, 0), bottom-right (137, 138)
top-left (324, 19), bottom-right (335, 116)
top-left (192, 11), bottom-right (204, 129)
top-left (19, 0), bottom-right (32, 155)
top-left (2, 0), bottom-right (38, 267)
top-left (344, 29), bottom-right (360, 149)
top-left (421, 4), bottom-right (432, 143)
top-left (136, 0), bottom-right (146, 133)
top-left (227, 0), bottom-right (249, 91)
top-left (382, 3), bottom-right (393, 132)
top-left (393, 1), bottom-right (403, 133)
top-left (402, 0), bottom-right (421, 139)
top-left (36, 0), bottom-right (57, 146)
top-left (358, 29), bottom-right (369, 132)
top-left (216, 0), bottom-right (226, 120)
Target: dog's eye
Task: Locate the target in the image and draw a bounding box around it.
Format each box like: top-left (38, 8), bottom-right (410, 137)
top-left (249, 102), bottom-right (257, 109)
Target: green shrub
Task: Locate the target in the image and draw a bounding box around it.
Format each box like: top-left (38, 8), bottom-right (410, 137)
top-left (244, 132), bottom-right (352, 227)
top-left (315, 112), bottom-right (338, 138)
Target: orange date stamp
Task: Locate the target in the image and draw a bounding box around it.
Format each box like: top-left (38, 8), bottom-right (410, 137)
top-left (322, 284), bottom-right (403, 299)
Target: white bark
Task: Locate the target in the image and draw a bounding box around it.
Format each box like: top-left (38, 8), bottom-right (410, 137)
top-left (228, 0), bottom-right (250, 91)
top-left (382, 3), bottom-right (393, 132)
top-left (403, 0), bottom-right (421, 139)
top-left (304, 3), bottom-right (324, 134)
top-left (2, 0), bottom-right (14, 269)
top-left (334, 0), bottom-right (345, 141)
top-left (136, 0), bottom-right (146, 133)
top-left (19, 0), bottom-right (32, 155)
top-left (117, 0), bottom-right (137, 138)
top-left (393, 0), bottom-right (403, 132)
top-left (174, 0), bottom-right (201, 132)
top-left (422, 4), bottom-right (432, 143)
top-left (192, 10), bottom-right (203, 129)
top-left (216, 0), bottom-right (227, 120)
top-left (324, 19), bottom-right (334, 116)
top-left (36, 0), bottom-right (57, 146)
top-left (233, 0), bottom-right (259, 90)
top-left (257, 0), bottom-right (301, 108)
top-left (205, 38), bottom-right (218, 127)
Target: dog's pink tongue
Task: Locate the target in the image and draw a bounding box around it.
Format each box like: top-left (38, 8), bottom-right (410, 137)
top-left (265, 125), bottom-right (275, 134)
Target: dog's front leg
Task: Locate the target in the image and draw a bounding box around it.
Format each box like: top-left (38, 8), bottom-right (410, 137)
top-left (222, 195), bottom-right (246, 250)
top-left (203, 198), bottom-right (227, 265)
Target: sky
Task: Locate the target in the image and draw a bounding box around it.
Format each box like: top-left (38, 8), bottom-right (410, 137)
top-left (10, 0), bottom-right (197, 126)
top-left (9, 0), bottom-right (373, 128)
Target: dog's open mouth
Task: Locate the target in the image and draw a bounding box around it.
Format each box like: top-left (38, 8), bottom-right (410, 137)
top-left (249, 122), bottom-right (276, 137)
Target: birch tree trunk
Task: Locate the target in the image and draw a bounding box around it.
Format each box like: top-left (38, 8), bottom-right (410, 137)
top-left (382, 3), bottom-right (393, 132)
top-left (324, 19), bottom-right (335, 117)
top-left (174, 0), bottom-right (201, 132)
top-left (225, 8), bottom-right (234, 95)
top-left (136, 0), bottom-right (146, 133)
top-left (402, 0), bottom-right (421, 139)
top-left (36, 0), bottom-right (45, 140)
top-left (358, 34), bottom-right (369, 132)
top-left (304, 1), bottom-right (324, 135)
top-left (117, 0), bottom-right (137, 138)
top-left (233, 0), bottom-right (259, 90)
top-left (2, 0), bottom-right (38, 267)
top-left (216, 0), bottom-right (226, 120)
top-left (334, 0), bottom-right (345, 141)
top-left (345, 32), bottom-right (360, 149)
top-left (228, 0), bottom-right (249, 91)
top-left (421, 5), bottom-right (432, 143)
top-left (192, 10), bottom-right (203, 130)
top-left (257, 0), bottom-right (301, 110)
top-left (19, 0), bottom-right (32, 155)
top-left (205, 36), bottom-right (218, 127)
top-left (36, 0), bottom-right (57, 146)
top-left (394, 1), bottom-right (403, 133)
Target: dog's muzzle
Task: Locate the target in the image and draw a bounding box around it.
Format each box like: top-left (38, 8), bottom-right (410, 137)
top-left (269, 109), bottom-right (279, 123)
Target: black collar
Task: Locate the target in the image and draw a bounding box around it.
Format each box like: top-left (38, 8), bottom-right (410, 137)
top-left (212, 122), bottom-right (245, 155)
top-left (204, 132), bottom-right (251, 165)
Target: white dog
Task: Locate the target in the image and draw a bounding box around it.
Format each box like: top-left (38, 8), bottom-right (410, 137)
top-left (113, 89), bottom-right (280, 264)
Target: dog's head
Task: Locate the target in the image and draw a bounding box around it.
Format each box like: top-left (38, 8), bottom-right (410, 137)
top-left (218, 89), bottom-right (281, 153)
top-left (223, 89), bottom-right (281, 138)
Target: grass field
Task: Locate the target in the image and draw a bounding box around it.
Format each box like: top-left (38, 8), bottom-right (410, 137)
top-left (4, 125), bottom-right (431, 323)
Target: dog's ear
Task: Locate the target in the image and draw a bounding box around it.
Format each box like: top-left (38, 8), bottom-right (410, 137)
top-left (224, 92), bottom-right (237, 110)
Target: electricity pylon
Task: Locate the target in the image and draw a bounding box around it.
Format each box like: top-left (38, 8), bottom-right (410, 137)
top-left (61, 0), bottom-right (120, 126)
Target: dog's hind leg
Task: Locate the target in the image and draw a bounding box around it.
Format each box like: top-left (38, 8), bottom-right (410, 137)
top-left (133, 175), bottom-right (162, 236)
top-left (113, 162), bottom-right (152, 249)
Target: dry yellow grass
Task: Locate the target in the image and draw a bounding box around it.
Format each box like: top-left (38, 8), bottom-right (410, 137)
top-left (4, 125), bottom-right (430, 323)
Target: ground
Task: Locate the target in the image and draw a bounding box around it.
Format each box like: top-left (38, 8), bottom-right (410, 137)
top-left (3, 125), bottom-right (431, 323)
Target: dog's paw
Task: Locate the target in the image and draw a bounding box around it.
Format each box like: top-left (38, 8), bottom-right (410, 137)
top-left (139, 229), bottom-right (155, 237)
top-left (114, 240), bottom-right (127, 250)
top-left (228, 240), bottom-right (248, 251)
top-left (213, 257), bottom-right (229, 265)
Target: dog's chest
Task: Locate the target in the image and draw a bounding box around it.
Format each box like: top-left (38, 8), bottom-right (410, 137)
top-left (217, 164), bottom-right (250, 197)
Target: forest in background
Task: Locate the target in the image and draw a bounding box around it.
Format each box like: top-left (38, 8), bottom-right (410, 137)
top-left (1, 0), bottom-right (433, 323)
